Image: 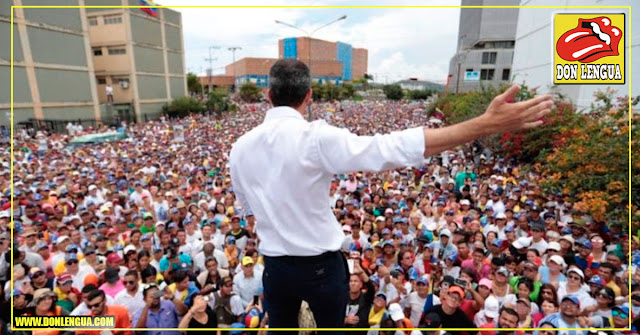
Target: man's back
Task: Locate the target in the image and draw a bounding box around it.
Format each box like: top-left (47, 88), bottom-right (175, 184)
top-left (230, 106), bottom-right (425, 257)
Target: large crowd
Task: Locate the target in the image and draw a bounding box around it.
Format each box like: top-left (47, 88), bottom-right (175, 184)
top-left (2, 99), bottom-right (639, 335)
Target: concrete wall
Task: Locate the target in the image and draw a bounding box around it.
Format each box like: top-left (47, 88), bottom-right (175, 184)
top-left (84, 0), bottom-right (123, 13)
top-left (130, 14), bottom-right (162, 47)
top-left (169, 77), bottom-right (185, 99)
top-left (511, 0), bottom-right (636, 108)
top-left (0, 66), bottom-right (32, 104)
top-left (23, 0), bottom-right (83, 31)
top-left (165, 24), bottom-right (181, 50)
top-left (27, 26), bottom-right (87, 66)
top-left (137, 75), bottom-right (167, 100)
top-left (88, 11), bottom-right (127, 44)
top-left (166, 51), bottom-right (183, 74)
top-left (134, 45), bottom-right (164, 73)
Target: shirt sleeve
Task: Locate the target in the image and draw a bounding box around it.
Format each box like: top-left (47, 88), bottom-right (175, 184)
top-left (311, 122), bottom-right (425, 174)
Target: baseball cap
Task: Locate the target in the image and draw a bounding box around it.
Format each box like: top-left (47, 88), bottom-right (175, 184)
top-left (342, 225), bottom-right (352, 233)
top-left (484, 295), bottom-right (500, 318)
top-left (421, 312), bottom-right (442, 328)
top-left (512, 237), bottom-right (532, 249)
top-left (478, 278), bottom-right (493, 290)
top-left (588, 275), bottom-right (605, 287)
top-left (496, 266), bottom-right (509, 277)
top-left (448, 286), bottom-right (465, 298)
top-left (576, 238), bottom-right (592, 249)
top-left (375, 292), bottom-right (387, 300)
top-left (517, 298), bottom-right (532, 308)
top-left (241, 256), bottom-right (254, 266)
top-left (106, 253), bottom-right (122, 263)
top-left (57, 272), bottom-right (73, 284)
top-left (549, 255), bottom-right (566, 267)
top-left (495, 212), bottom-right (507, 220)
top-left (523, 261), bottom-right (538, 271)
top-left (65, 253), bottom-right (78, 263)
top-left (560, 235), bottom-right (575, 245)
top-left (547, 241), bottom-right (561, 252)
top-left (567, 267), bottom-right (584, 280)
top-left (226, 236), bottom-right (236, 244)
top-left (562, 295), bottom-right (580, 307)
top-left (381, 228), bottom-right (391, 235)
top-left (416, 277), bottom-right (428, 285)
top-left (388, 303), bottom-right (405, 322)
top-left (439, 229), bottom-right (452, 238)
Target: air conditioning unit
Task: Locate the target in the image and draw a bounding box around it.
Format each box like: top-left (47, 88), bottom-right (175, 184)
top-left (120, 80), bottom-right (129, 89)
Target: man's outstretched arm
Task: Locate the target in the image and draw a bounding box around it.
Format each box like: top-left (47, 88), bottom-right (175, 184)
top-left (423, 85), bottom-right (553, 157)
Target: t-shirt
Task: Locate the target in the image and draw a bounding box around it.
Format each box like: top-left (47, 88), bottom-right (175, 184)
top-left (186, 306), bottom-right (218, 335)
top-left (405, 291), bottom-right (427, 326)
top-left (424, 305), bottom-right (477, 334)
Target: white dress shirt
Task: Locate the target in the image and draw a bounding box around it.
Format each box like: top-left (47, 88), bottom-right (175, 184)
top-left (229, 106), bottom-right (425, 257)
top-left (114, 285), bottom-right (145, 319)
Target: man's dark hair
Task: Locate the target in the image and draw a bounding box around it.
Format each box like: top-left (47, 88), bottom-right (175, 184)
top-left (500, 306), bottom-right (520, 321)
top-left (125, 270), bottom-right (139, 279)
top-left (173, 269), bottom-right (189, 283)
top-left (82, 284), bottom-right (98, 294)
top-left (87, 289), bottom-right (105, 301)
top-left (600, 262), bottom-right (616, 274)
top-left (268, 59), bottom-right (310, 108)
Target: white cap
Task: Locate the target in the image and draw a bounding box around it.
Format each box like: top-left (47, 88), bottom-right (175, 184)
top-left (547, 241), bottom-right (561, 252)
top-left (439, 229), bottom-right (452, 238)
top-left (495, 213), bottom-right (507, 220)
top-left (512, 237), bottom-right (531, 249)
top-left (460, 199), bottom-right (471, 206)
top-left (560, 235), bottom-right (575, 245)
top-left (567, 267), bottom-right (585, 279)
top-left (549, 255), bottom-right (566, 267)
top-left (484, 295), bottom-right (500, 319)
top-left (88, 185), bottom-right (97, 191)
top-left (123, 245), bottom-right (136, 255)
top-left (546, 231), bottom-right (560, 241)
top-left (388, 303), bottom-right (405, 322)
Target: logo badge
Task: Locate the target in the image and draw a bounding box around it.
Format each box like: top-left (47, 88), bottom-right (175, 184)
top-left (554, 14), bottom-right (625, 85)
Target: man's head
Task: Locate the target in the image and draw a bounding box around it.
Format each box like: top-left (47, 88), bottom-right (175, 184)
top-left (497, 307), bottom-right (519, 329)
top-left (87, 289), bottom-right (107, 315)
top-left (123, 270), bottom-right (139, 293)
top-left (560, 295), bottom-right (580, 318)
top-left (268, 59), bottom-right (311, 110)
top-left (174, 269), bottom-right (190, 291)
top-left (349, 273), bottom-right (363, 294)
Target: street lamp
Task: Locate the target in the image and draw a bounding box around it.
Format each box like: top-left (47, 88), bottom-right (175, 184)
top-left (275, 15), bottom-right (347, 121)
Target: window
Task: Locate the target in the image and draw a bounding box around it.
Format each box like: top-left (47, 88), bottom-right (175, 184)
top-left (481, 69), bottom-right (495, 80)
top-left (104, 15), bottom-right (123, 25)
top-left (114, 77), bottom-right (129, 85)
top-left (97, 77), bottom-right (107, 85)
top-left (482, 52), bottom-right (497, 64)
top-left (502, 69), bottom-right (511, 81)
top-left (93, 48), bottom-right (102, 56)
top-left (466, 68), bottom-right (473, 72)
top-left (108, 48), bottom-right (126, 55)
top-left (88, 18), bottom-right (98, 26)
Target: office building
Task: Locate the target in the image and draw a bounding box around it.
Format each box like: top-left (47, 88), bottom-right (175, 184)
top-left (447, 0), bottom-right (519, 93)
top-left (511, 0), bottom-right (636, 109)
top-left (279, 37), bottom-right (368, 82)
top-left (86, 0), bottom-right (186, 122)
top-left (0, 0), bottom-right (101, 127)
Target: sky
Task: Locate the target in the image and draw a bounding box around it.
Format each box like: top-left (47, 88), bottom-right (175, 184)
top-left (159, 0), bottom-right (462, 84)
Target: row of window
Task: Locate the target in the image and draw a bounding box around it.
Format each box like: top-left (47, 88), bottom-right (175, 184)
top-left (88, 15), bottom-right (123, 26)
top-left (96, 77), bottom-right (130, 85)
top-left (464, 68), bottom-right (510, 81)
top-left (93, 47), bottom-right (127, 56)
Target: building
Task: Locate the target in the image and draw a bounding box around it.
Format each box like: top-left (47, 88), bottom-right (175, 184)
top-left (278, 37), bottom-right (368, 82)
top-left (447, 0), bottom-right (519, 93)
top-left (86, 0), bottom-right (186, 122)
top-left (0, 0), bottom-right (101, 128)
top-left (197, 75), bottom-right (235, 92)
top-left (511, 0), bottom-right (637, 109)
top-left (0, 0), bottom-right (186, 129)
top-left (396, 79), bottom-right (444, 92)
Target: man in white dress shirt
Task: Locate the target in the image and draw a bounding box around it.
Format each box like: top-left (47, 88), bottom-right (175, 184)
top-left (229, 59), bottom-right (553, 330)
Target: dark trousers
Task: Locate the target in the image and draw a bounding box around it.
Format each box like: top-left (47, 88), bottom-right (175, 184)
top-left (263, 250), bottom-right (349, 334)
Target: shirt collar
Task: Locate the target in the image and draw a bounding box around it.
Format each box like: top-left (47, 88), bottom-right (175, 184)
top-left (264, 106), bottom-right (305, 122)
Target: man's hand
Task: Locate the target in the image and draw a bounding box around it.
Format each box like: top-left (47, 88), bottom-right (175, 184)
top-left (480, 85), bottom-right (553, 133)
top-left (345, 315), bottom-right (359, 325)
top-left (423, 85), bottom-right (553, 157)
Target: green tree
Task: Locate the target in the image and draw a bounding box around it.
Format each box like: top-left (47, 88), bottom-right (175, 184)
top-left (383, 84), bottom-right (403, 100)
top-left (206, 89), bottom-right (229, 118)
top-left (162, 96), bottom-right (205, 118)
top-left (187, 72), bottom-right (202, 95)
top-left (239, 82), bottom-right (262, 102)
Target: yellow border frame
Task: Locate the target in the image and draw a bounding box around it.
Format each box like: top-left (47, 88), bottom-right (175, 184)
top-left (9, 4), bottom-right (633, 332)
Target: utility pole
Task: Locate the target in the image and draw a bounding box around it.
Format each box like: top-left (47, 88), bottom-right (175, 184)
top-left (228, 47), bottom-right (242, 92)
top-left (205, 45), bottom-right (220, 93)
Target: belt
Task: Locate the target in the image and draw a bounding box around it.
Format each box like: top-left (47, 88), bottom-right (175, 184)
top-left (264, 250), bottom-right (341, 265)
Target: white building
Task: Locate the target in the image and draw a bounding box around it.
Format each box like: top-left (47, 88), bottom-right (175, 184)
top-left (511, 0), bottom-right (637, 109)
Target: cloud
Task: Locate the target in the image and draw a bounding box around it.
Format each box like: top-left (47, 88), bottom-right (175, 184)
top-left (159, 1), bottom-right (461, 80)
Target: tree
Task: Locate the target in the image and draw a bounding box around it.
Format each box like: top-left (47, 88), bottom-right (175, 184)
top-left (187, 72), bottom-right (202, 95)
top-left (206, 89), bottom-right (229, 118)
top-left (162, 96), bottom-right (205, 118)
top-left (239, 82), bottom-right (262, 102)
top-left (383, 84), bottom-right (403, 100)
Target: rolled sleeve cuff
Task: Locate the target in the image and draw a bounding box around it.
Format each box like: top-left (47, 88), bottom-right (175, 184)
top-left (400, 126), bottom-right (425, 166)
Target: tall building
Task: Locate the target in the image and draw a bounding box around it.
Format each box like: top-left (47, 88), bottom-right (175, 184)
top-left (0, 0), bottom-right (186, 128)
top-left (86, 0), bottom-right (186, 122)
top-left (278, 37), bottom-right (368, 82)
top-left (0, 0), bottom-right (101, 127)
top-left (447, 0), bottom-right (519, 93)
top-left (511, 0), bottom-right (636, 109)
